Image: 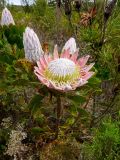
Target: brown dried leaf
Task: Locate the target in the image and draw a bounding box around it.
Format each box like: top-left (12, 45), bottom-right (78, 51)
top-left (42, 42), bottom-right (49, 54)
top-left (80, 7), bottom-right (97, 26)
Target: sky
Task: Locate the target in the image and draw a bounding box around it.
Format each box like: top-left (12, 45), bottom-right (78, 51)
top-left (9, 0), bottom-right (21, 5)
top-left (8, 0), bottom-right (34, 5)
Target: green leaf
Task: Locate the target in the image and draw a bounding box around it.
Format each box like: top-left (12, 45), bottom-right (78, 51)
top-left (33, 112), bottom-right (45, 125)
top-left (31, 127), bottom-right (45, 135)
top-left (77, 107), bottom-right (89, 117)
top-left (66, 117), bottom-right (75, 125)
top-left (69, 105), bottom-right (78, 117)
top-left (28, 94), bottom-right (44, 114)
top-left (0, 54), bottom-right (15, 64)
top-left (3, 25), bottom-right (24, 48)
top-left (68, 95), bottom-right (86, 105)
top-left (88, 77), bottom-right (101, 85)
top-left (0, 40), bottom-right (3, 48)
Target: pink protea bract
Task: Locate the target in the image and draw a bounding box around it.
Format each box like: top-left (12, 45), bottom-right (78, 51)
top-left (34, 45), bottom-right (95, 92)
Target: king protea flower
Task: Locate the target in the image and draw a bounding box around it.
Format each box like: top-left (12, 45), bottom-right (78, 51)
top-left (23, 27), bottom-right (44, 63)
top-left (1, 8), bottom-right (15, 26)
top-left (34, 45), bottom-right (95, 92)
top-left (62, 37), bottom-right (77, 55)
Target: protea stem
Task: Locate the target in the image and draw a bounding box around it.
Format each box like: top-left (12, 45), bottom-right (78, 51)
top-left (55, 95), bottom-right (62, 139)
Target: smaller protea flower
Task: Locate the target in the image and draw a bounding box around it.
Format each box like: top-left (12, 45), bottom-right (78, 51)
top-left (62, 37), bottom-right (77, 55)
top-left (34, 45), bottom-right (95, 92)
top-left (1, 8), bottom-right (15, 26)
top-left (23, 27), bottom-right (44, 63)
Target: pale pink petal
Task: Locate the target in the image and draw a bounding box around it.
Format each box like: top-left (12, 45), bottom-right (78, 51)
top-left (78, 80), bottom-right (88, 87)
top-left (78, 55), bottom-right (90, 67)
top-left (70, 49), bottom-right (79, 63)
top-left (64, 85), bottom-right (73, 91)
top-left (39, 57), bottom-right (47, 69)
top-left (82, 71), bottom-right (95, 81)
top-left (82, 63), bottom-right (95, 72)
top-left (36, 61), bottom-right (41, 69)
top-left (36, 61), bottom-right (44, 70)
top-left (34, 71), bottom-right (49, 86)
top-left (42, 55), bottom-right (49, 66)
top-left (73, 78), bottom-right (88, 87)
top-left (53, 45), bottom-right (59, 59)
top-left (47, 55), bottom-right (53, 62)
top-left (48, 81), bottom-right (57, 89)
top-left (48, 81), bottom-right (71, 92)
top-left (48, 81), bottom-right (62, 91)
top-left (34, 66), bottom-right (44, 76)
top-left (60, 48), bottom-right (70, 58)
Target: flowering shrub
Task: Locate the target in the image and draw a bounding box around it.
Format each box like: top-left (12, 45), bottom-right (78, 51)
top-left (0, 2), bottom-right (120, 159)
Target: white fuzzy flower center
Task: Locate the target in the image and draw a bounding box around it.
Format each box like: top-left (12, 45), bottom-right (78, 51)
top-left (44, 58), bottom-right (80, 85)
top-left (48, 58), bottom-right (76, 77)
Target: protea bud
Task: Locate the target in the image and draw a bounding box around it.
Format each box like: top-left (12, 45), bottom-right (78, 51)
top-left (104, 0), bottom-right (117, 23)
top-left (74, 0), bottom-right (82, 12)
top-left (62, 37), bottom-right (77, 55)
top-left (65, 0), bottom-right (72, 16)
top-left (23, 27), bottom-right (44, 63)
top-left (56, 0), bottom-right (61, 8)
top-left (1, 8), bottom-right (15, 26)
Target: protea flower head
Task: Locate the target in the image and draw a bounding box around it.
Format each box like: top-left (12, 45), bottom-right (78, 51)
top-left (62, 37), bottom-right (77, 55)
top-left (34, 45), bottom-right (95, 92)
top-left (23, 27), bottom-right (44, 63)
top-left (1, 8), bottom-right (15, 26)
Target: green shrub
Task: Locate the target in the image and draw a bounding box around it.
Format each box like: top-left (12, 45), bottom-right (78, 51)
top-left (81, 116), bottom-right (120, 160)
top-left (34, 0), bottom-right (47, 17)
